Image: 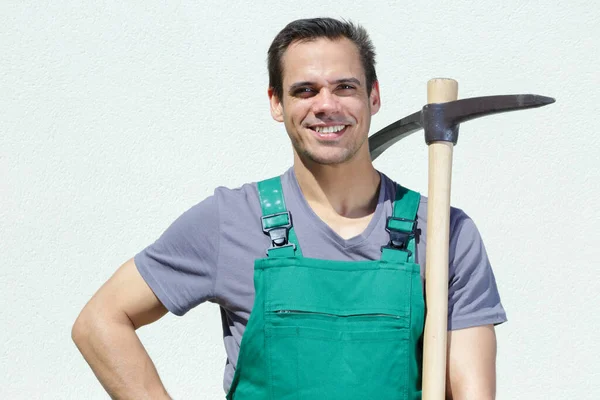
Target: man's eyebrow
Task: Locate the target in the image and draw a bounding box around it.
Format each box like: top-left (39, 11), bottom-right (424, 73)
top-left (332, 78), bottom-right (361, 86)
top-left (288, 78), bottom-right (362, 93)
top-left (289, 81), bottom-right (314, 93)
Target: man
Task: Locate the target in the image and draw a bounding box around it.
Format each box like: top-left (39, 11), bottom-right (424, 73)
top-left (72, 18), bottom-right (506, 399)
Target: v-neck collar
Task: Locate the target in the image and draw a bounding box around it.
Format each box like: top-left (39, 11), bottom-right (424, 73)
top-left (284, 168), bottom-right (386, 249)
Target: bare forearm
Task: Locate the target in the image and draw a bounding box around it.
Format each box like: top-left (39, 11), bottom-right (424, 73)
top-left (72, 315), bottom-right (170, 400)
top-left (446, 325), bottom-right (497, 400)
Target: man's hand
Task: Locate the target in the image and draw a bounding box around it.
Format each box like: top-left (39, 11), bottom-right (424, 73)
top-left (72, 258), bottom-right (170, 399)
top-left (446, 324), bottom-right (497, 400)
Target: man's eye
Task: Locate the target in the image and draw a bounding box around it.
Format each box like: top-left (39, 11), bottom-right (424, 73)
top-left (336, 84), bottom-right (356, 94)
top-left (293, 88), bottom-right (315, 97)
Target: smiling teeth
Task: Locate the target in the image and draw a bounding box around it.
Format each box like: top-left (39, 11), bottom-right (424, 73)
top-left (315, 125), bottom-right (345, 133)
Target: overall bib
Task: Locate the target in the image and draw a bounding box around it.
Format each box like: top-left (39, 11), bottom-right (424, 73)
top-left (226, 177), bottom-right (425, 400)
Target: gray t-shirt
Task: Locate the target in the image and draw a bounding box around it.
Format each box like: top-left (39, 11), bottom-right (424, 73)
top-left (135, 167), bottom-right (507, 393)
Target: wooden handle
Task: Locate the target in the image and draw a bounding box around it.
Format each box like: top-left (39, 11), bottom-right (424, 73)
top-left (422, 78), bottom-right (458, 400)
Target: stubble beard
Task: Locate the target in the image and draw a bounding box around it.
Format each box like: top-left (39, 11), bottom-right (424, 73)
top-left (292, 134), bottom-right (368, 166)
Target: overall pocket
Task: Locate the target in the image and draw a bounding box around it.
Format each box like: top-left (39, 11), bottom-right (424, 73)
top-left (265, 310), bottom-right (410, 400)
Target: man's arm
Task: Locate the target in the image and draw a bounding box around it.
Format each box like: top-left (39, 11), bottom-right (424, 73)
top-left (71, 258), bottom-right (171, 399)
top-left (446, 324), bottom-right (497, 400)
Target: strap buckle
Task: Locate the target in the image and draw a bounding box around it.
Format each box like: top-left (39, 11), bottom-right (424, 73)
top-left (261, 211), bottom-right (296, 253)
top-left (382, 216), bottom-right (416, 253)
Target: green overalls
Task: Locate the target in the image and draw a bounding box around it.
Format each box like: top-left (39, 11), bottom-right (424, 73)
top-left (226, 176), bottom-right (425, 400)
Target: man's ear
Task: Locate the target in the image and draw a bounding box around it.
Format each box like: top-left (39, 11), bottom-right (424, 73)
top-left (370, 81), bottom-right (381, 116)
top-left (268, 87), bottom-right (284, 122)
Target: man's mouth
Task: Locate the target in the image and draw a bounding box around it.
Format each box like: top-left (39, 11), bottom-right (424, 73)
top-left (309, 124), bottom-right (348, 139)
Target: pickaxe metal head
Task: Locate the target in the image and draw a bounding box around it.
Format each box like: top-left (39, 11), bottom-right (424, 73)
top-left (369, 94), bottom-right (555, 160)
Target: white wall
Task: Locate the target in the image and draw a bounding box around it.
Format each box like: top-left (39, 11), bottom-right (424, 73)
top-left (2, 1), bottom-right (598, 399)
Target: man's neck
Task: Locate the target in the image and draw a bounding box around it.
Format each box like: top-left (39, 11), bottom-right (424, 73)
top-left (293, 150), bottom-right (381, 219)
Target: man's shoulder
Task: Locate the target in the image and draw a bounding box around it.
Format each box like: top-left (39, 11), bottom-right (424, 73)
top-left (414, 195), bottom-right (469, 222)
top-left (212, 169), bottom-right (292, 205)
top-left (378, 171), bottom-right (427, 209)
top-left (213, 180), bottom-right (259, 206)
top-left (210, 169), bottom-right (294, 219)
top-left (379, 171), bottom-right (472, 231)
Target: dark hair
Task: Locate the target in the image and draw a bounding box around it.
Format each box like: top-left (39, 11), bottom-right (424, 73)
top-left (267, 18), bottom-right (377, 100)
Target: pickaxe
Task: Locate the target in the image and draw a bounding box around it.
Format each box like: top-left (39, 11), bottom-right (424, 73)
top-left (368, 79), bottom-right (554, 400)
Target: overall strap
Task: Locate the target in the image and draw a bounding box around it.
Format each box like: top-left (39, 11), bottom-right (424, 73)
top-left (381, 185), bottom-right (420, 263)
top-left (257, 176), bottom-right (302, 258)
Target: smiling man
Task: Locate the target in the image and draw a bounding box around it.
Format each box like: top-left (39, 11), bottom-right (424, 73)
top-left (72, 18), bottom-right (506, 399)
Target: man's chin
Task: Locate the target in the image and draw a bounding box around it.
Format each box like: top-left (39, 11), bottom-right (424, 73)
top-left (298, 148), bottom-right (357, 166)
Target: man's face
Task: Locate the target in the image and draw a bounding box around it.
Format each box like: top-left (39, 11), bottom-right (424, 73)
top-left (269, 37), bottom-right (380, 165)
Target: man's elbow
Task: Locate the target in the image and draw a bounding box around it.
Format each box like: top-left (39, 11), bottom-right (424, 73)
top-left (71, 303), bottom-right (125, 349)
top-left (72, 307), bottom-right (95, 349)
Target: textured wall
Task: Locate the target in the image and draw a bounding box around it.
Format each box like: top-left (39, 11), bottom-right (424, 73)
top-left (2, 1), bottom-right (598, 399)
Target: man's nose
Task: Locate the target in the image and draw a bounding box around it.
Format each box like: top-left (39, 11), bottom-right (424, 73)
top-left (311, 89), bottom-right (340, 114)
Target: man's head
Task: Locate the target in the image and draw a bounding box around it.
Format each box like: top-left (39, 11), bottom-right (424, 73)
top-left (268, 18), bottom-right (378, 101)
top-left (267, 18), bottom-right (381, 165)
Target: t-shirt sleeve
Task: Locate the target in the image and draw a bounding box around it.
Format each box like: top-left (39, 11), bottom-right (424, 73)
top-left (447, 210), bottom-right (507, 330)
top-left (134, 194), bottom-right (220, 316)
